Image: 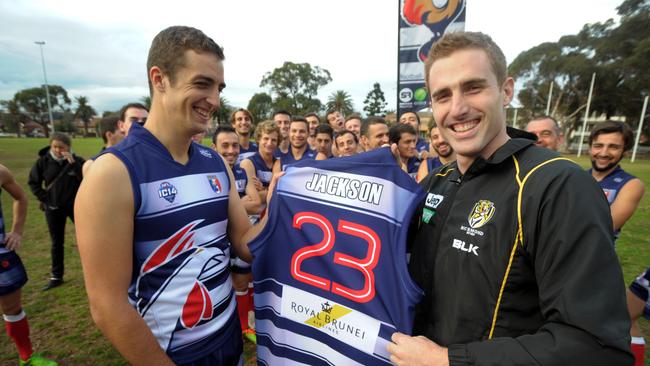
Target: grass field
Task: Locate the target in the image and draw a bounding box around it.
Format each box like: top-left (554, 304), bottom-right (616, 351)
top-left (0, 137), bottom-right (648, 365)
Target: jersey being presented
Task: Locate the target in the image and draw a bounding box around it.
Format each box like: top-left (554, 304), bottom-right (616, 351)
top-left (249, 148), bottom-right (424, 365)
top-left (103, 124), bottom-right (239, 364)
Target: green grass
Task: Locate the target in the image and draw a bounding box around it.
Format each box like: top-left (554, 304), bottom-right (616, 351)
top-left (0, 137), bottom-right (648, 364)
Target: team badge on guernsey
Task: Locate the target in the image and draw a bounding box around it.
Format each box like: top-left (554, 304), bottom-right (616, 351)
top-left (468, 200), bottom-right (495, 229)
top-left (158, 182), bottom-right (177, 203)
top-left (207, 175), bottom-right (222, 193)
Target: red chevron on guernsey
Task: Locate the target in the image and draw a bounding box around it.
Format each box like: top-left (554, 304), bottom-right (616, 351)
top-left (181, 281), bottom-right (214, 329)
top-left (141, 220), bottom-right (203, 273)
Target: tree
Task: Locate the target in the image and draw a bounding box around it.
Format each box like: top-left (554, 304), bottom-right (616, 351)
top-left (11, 85), bottom-right (71, 137)
top-left (363, 83), bottom-right (387, 116)
top-left (0, 99), bottom-right (24, 136)
top-left (326, 90), bottom-right (354, 116)
top-left (260, 62), bottom-right (331, 115)
top-left (140, 96), bottom-right (152, 110)
top-left (247, 92), bottom-right (273, 123)
top-left (74, 96), bottom-right (97, 136)
top-left (213, 96), bottom-right (232, 125)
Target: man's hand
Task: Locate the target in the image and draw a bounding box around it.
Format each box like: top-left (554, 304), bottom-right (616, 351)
top-left (251, 176), bottom-right (263, 191)
top-left (388, 143), bottom-right (408, 173)
top-left (266, 171), bottom-right (285, 205)
top-left (387, 332), bottom-right (449, 366)
top-left (4, 232), bottom-right (22, 251)
top-left (62, 151), bottom-right (75, 164)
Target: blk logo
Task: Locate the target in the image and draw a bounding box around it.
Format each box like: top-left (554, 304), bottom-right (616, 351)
top-left (452, 239), bottom-right (479, 256)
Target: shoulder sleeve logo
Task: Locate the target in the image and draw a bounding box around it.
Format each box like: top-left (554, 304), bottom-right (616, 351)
top-left (207, 175), bottom-right (222, 193)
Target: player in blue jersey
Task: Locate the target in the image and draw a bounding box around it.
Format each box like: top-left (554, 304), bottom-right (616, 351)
top-left (415, 123), bottom-right (455, 182)
top-left (389, 124), bottom-right (420, 179)
top-left (273, 111), bottom-right (292, 156)
top-left (241, 120), bottom-right (280, 208)
top-left (588, 121), bottom-right (646, 365)
top-left (273, 116), bottom-right (317, 172)
top-left (249, 148), bottom-right (425, 365)
top-left (361, 116), bottom-right (390, 152)
top-left (306, 113), bottom-right (321, 151)
top-left (231, 109), bottom-right (258, 164)
top-left (399, 111), bottom-right (429, 159)
top-left (314, 124), bottom-right (334, 160)
top-left (1, 164), bottom-right (57, 366)
top-left (75, 26), bottom-right (267, 366)
top-left (335, 130), bottom-right (361, 157)
top-left (212, 125), bottom-right (261, 343)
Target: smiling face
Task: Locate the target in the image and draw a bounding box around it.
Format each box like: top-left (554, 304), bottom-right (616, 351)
top-left (428, 48), bottom-right (513, 167)
top-left (397, 132), bottom-right (417, 160)
top-left (233, 110), bottom-right (252, 136)
top-left (153, 50), bottom-right (224, 138)
top-left (363, 123), bottom-right (389, 151)
top-left (526, 118), bottom-right (563, 151)
top-left (213, 131), bottom-right (240, 166)
top-left (589, 132), bottom-right (625, 173)
top-left (258, 131), bottom-right (279, 155)
top-left (336, 133), bottom-right (358, 157)
top-left (345, 118), bottom-right (361, 137)
top-left (306, 115), bottom-right (320, 136)
top-left (274, 113), bottom-right (291, 138)
top-left (430, 126), bottom-right (453, 158)
top-left (289, 120), bottom-right (309, 149)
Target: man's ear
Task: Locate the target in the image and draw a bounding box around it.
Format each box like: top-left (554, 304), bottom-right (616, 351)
top-left (502, 77), bottom-right (515, 106)
top-left (149, 66), bottom-right (165, 94)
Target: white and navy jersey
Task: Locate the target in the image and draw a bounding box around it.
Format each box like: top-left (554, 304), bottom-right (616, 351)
top-left (589, 165), bottom-right (637, 238)
top-left (248, 152), bottom-right (275, 188)
top-left (249, 147), bottom-right (425, 365)
top-left (407, 157), bottom-right (421, 180)
top-left (236, 141), bottom-right (258, 165)
top-left (102, 124), bottom-right (238, 364)
top-left (232, 163), bottom-right (248, 198)
top-left (278, 147), bottom-right (317, 171)
top-left (0, 189), bottom-right (7, 254)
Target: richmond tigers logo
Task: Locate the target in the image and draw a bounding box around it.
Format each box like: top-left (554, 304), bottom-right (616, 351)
top-left (468, 200), bottom-right (495, 229)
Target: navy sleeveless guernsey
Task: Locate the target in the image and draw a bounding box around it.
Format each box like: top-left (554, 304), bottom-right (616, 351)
top-left (103, 124), bottom-right (239, 364)
top-left (407, 157), bottom-right (421, 179)
top-left (416, 138), bottom-right (429, 154)
top-left (589, 165), bottom-right (637, 238)
top-left (427, 156), bottom-right (444, 172)
top-left (278, 147), bottom-right (316, 170)
top-left (233, 163), bottom-right (248, 198)
top-left (250, 147), bottom-right (425, 365)
top-left (248, 152), bottom-right (275, 187)
top-left (237, 141), bottom-right (258, 165)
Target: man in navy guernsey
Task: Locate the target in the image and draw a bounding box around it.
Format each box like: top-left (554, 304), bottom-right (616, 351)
top-left (361, 116), bottom-right (390, 152)
top-left (273, 116), bottom-right (317, 172)
top-left (399, 111), bottom-right (430, 159)
top-left (230, 108), bottom-right (258, 164)
top-left (250, 147), bottom-right (425, 365)
top-left (587, 121), bottom-right (646, 366)
top-left (416, 123), bottom-right (455, 182)
top-left (389, 124), bottom-right (421, 179)
top-left (75, 26), bottom-right (265, 366)
top-left (212, 125), bottom-right (262, 343)
top-left (388, 31), bottom-right (632, 365)
top-left (314, 124), bottom-right (334, 160)
top-left (273, 110), bottom-right (292, 156)
top-left (240, 120), bottom-right (280, 208)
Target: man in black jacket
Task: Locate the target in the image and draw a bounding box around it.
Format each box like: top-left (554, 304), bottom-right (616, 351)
top-left (28, 132), bottom-right (85, 291)
top-left (387, 31), bottom-right (632, 365)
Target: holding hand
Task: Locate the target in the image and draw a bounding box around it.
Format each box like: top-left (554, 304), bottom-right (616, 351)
top-left (387, 332), bottom-right (449, 366)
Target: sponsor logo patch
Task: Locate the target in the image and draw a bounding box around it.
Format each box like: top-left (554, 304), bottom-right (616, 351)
top-left (467, 200), bottom-right (495, 229)
top-left (198, 148), bottom-right (212, 158)
top-left (207, 175), bottom-right (222, 193)
top-left (425, 193), bottom-right (444, 209)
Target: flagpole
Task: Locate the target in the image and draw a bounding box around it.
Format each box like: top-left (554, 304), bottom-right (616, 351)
top-left (577, 73), bottom-right (596, 157)
top-left (631, 95), bottom-right (649, 163)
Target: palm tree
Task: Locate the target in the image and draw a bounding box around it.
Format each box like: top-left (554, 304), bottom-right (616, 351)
top-left (74, 96), bottom-right (97, 137)
top-left (326, 90), bottom-right (354, 116)
top-left (212, 96), bottom-right (232, 126)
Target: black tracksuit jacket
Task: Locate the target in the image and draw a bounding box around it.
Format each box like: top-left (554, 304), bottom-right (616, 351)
top-left (409, 137), bottom-right (633, 365)
top-left (28, 147), bottom-right (85, 209)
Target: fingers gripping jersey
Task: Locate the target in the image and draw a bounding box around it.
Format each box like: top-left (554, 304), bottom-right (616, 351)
top-left (103, 124), bottom-right (239, 364)
top-left (250, 148), bottom-right (425, 365)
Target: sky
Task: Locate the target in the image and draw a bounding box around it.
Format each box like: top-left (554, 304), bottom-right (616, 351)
top-left (0, 0), bottom-right (624, 115)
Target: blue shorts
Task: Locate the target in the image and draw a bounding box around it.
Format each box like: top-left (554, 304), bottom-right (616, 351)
top-left (629, 267), bottom-right (650, 320)
top-left (0, 251), bottom-right (28, 296)
top-left (176, 318), bottom-right (244, 366)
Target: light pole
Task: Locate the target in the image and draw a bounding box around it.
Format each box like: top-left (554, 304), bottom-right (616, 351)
top-left (34, 41), bottom-right (55, 134)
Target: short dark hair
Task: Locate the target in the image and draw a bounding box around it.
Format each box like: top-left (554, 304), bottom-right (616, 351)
top-left (230, 108), bottom-right (253, 124)
top-left (589, 120), bottom-right (634, 151)
top-left (389, 124), bottom-right (417, 144)
top-left (273, 110), bottom-right (291, 120)
top-left (50, 132), bottom-right (71, 147)
top-left (345, 113), bottom-right (362, 123)
top-left (305, 113), bottom-right (320, 123)
top-left (528, 115), bottom-right (561, 134)
top-left (315, 124), bottom-right (334, 139)
top-left (119, 103), bottom-right (149, 122)
top-left (290, 115), bottom-right (308, 130)
top-left (400, 111), bottom-right (421, 125)
top-left (361, 116), bottom-right (387, 137)
top-left (147, 26), bottom-right (225, 95)
top-left (335, 130), bottom-right (358, 147)
top-left (98, 115), bottom-right (120, 143)
top-left (326, 109), bottom-right (340, 119)
top-left (212, 125), bottom-right (237, 144)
